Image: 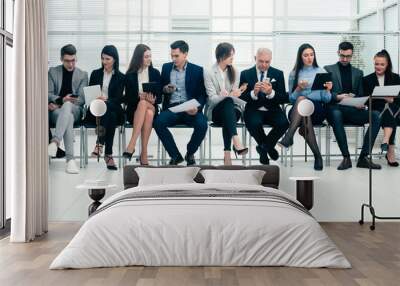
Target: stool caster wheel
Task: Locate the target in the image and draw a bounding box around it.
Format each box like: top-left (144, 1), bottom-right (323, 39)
top-left (358, 220), bottom-right (364, 225)
top-left (370, 225), bottom-right (375, 231)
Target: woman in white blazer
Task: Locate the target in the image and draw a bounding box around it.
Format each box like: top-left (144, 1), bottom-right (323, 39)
top-left (204, 42), bottom-right (248, 165)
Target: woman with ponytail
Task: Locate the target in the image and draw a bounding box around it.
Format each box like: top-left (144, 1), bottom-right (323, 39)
top-left (363, 49), bottom-right (400, 167)
top-left (204, 42), bottom-right (248, 165)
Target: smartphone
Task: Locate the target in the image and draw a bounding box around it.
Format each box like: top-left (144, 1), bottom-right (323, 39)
top-left (167, 84), bottom-right (178, 92)
top-left (263, 77), bottom-right (271, 83)
top-left (70, 94), bottom-right (79, 98)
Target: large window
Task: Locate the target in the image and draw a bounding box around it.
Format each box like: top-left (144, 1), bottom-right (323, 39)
top-left (1, 0), bottom-right (14, 231)
top-left (357, 0), bottom-right (399, 74)
top-left (48, 0), bottom-right (354, 77)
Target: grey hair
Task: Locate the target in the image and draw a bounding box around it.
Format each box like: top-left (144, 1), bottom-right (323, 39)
top-left (256, 48), bottom-right (272, 56)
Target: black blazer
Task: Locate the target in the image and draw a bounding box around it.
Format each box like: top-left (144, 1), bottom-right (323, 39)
top-left (363, 72), bottom-right (400, 112)
top-left (160, 62), bottom-right (207, 111)
top-left (124, 66), bottom-right (162, 123)
top-left (89, 68), bottom-right (125, 110)
top-left (324, 63), bottom-right (364, 103)
top-left (239, 66), bottom-right (288, 111)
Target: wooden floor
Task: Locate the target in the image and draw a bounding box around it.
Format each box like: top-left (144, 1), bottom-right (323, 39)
top-left (0, 222), bottom-right (399, 286)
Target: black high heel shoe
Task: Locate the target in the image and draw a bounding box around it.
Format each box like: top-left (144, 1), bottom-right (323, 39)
top-left (385, 154), bottom-right (399, 167)
top-left (122, 149), bottom-right (135, 161)
top-left (139, 156), bottom-right (149, 166)
top-left (232, 146), bottom-right (248, 158)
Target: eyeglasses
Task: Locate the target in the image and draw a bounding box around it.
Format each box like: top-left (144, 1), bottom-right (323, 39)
top-left (339, 54), bottom-right (353, 59)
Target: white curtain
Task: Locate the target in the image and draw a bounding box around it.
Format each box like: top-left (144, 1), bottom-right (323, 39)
top-left (8, 0), bottom-right (48, 242)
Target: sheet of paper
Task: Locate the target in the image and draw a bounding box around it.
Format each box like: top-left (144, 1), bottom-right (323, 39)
top-left (338, 96), bottom-right (368, 107)
top-left (83, 85), bottom-right (101, 105)
top-left (169, 99), bottom-right (201, 113)
top-left (371, 85), bottom-right (400, 97)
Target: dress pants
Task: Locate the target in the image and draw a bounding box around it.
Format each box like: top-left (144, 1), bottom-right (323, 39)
top-left (153, 110), bottom-right (208, 159)
top-left (211, 98), bottom-right (241, 151)
top-left (86, 101), bottom-right (122, 155)
top-left (327, 104), bottom-right (380, 157)
top-left (244, 106), bottom-right (289, 150)
top-left (49, 102), bottom-right (81, 161)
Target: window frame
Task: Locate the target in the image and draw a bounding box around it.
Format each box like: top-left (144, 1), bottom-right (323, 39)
top-left (0, 0), bottom-right (13, 233)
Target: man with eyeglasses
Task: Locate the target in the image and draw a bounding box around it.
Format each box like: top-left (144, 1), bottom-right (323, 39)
top-left (325, 41), bottom-right (381, 170)
top-left (48, 44), bottom-right (88, 173)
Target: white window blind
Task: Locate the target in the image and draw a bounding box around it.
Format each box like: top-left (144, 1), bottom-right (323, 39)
top-left (48, 0), bottom-right (357, 77)
top-left (384, 5), bottom-right (399, 72)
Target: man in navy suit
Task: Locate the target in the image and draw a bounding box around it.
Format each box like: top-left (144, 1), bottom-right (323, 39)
top-left (240, 48), bottom-right (289, 165)
top-left (154, 40), bottom-right (208, 165)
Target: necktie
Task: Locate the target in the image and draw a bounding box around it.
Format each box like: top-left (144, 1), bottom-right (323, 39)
top-left (260, 71), bottom-right (265, 82)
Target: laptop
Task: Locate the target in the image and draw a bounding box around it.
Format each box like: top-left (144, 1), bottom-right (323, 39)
top-left (371, 85), bottom-right (400, 97)
top-left (83, 85), bottom-right (101, 106)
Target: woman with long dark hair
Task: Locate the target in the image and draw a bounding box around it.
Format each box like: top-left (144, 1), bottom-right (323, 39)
top-left (122, 44), bottom-right (162, 165)
top-left (278, 43), bottom-right (332, 170)
top-left (363, 49), bottom-right (400, 166)
top-left (87, 45), bottom-right (125, 170)
top-left (204, 42), bottom-right (248, 165)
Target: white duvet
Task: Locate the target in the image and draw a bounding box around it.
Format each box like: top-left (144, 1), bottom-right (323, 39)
top-left (50, 183), bottom-right (350, 269)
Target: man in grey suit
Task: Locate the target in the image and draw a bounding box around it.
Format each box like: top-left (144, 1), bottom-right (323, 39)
top-left (325, 41), bottom-right (381, 170)
top-left (48, 44), bottom-right (88, 174)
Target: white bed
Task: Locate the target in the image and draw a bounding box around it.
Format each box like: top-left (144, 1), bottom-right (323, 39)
top-left (50, 183), bottom-right (350, 269)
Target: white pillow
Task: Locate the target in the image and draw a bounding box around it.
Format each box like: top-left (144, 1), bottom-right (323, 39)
top-left (200, 169), bottom-right (266, 185)
top-left (136, 167), bottom-right (201, 186)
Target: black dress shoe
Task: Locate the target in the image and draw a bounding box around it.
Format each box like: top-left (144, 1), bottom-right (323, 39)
top-left (337, 157), bottom-right (352, 170)
top-left (314, 156), bottom-right (323, 171)
top-left (385, 154), bottom-right (399, 167)
top-left (356, 156), bottom-right (382, 169)
top-left (256, 145), bottom-right (269, 165)
top-left (267, 147), bottom-right (279, 161)
top-left (169, 154), bottom-right (184, 165)
top-left (185, 153), bottom-right (196, 166)
top-left (55, 147), bottom-right (66, 158)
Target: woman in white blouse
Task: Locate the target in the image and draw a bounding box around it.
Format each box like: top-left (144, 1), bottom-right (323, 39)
top-left (204, 42), bottom-right (248, 165)
top-left (123, 44), bottom-right (162, 165)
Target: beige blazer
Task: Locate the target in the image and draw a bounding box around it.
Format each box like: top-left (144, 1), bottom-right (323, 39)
top-left (204, 63), bottom-right (242, 120)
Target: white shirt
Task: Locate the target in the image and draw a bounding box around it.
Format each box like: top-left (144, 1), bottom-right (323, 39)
top-left (250, 68), bottom-right (276, 111)
top-left (102, 69), bottom-right (114, 99)
top-left (218, 66), bottom-right (227, 92)
top-left (138, 67), bottom-right (149, 93)
top-left (377, 74), bottom-right (385, 86)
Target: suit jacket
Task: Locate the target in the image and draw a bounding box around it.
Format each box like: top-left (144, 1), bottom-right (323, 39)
top-left (324, 63), bottom-right (363, 102)
top-left (160, 62), bottom-right (207, 111)
top-left (89, 67), bottom-right (125, 110)
top-left (204, 63), bottom-right (240, 120)
top-left (363, 72), bottom-right (400, 112)
top-left (239, 65), bottom-right (288, 111)
top-left (48, 65), bottom-right (88, 107)
top-left (124, 66), bottom-right (162, 122)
